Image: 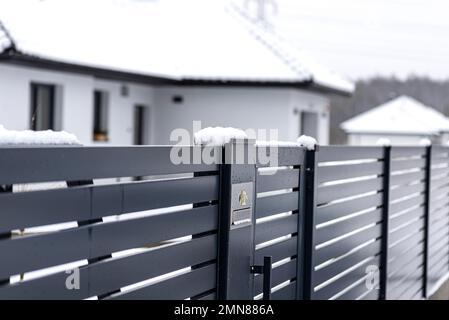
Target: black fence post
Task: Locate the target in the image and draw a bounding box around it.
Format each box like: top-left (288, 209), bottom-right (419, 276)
top-left (380, 146), bottom-right (391, 300)
top-left (216, 139), bottom-right (256, 300)
top-left (423, 145), bottom-right (432, 298)
top-left (301, 148), bottom-right (317, 300)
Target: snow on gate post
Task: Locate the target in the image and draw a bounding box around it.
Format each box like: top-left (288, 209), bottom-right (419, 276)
top-left (217, 138), bottom-right (256, 300)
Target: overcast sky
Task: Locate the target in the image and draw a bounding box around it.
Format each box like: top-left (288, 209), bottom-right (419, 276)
top-left (266, 0), bottom-right (449, 81)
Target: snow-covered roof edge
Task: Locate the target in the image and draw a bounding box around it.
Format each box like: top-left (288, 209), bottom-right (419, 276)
top-left (341, 95), bottom-right (449, 135)
top-left (0, 0), bottom-right (353, 96)
top-left (227, 4), bottom-right (354, 95)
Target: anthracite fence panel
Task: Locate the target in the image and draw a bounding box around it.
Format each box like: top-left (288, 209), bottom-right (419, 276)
top-left (0, 146), bottom-right (220, 300)
top-left (253, 146), bottom-right (304, 300)
top-left (309, 146), bottom-right (384, 300)
top-left (0, 142), bottom-right (448, 300)
top-left (386, 147), bottom-right (427, 300)
top-left (427, 146), bottom-right (449, 296)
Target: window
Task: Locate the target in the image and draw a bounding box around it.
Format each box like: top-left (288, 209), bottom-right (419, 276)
top-left (30, 83), bottom-right (55, 130)
top-left (93, 90), bottom-right (109, 141)
top-left (134, 105), bottom-right (148, 145)
top-left (300, 111), bottom-right (319, 138)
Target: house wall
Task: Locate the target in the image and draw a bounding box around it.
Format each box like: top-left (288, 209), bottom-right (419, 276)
top-left (0, 63), bottom-right (154, 145)
top-left (152, 86), bottom-right (330, 145)
top-left (347, 133), bottom-right (436, 146)
top-left (0, 63), bottom-right (330, 146)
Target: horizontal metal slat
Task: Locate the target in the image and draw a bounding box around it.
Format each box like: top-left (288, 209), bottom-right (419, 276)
top-left (270, 281), bottom-right (297, 300)
top-left (254, 260), bottom-right (297, 294)
top-left (428, 258), bottom-right (449, 283)
top-left (88, 235), bottom-right (217, 297)
top-left (388, 253), bottom-right (424, 289)
top-left (391, 147), bottom-right (426, 158)
top-left (317, 161), bottom-right (383, 185)
top-left (388, 265), bottom-right (424, 300)
top-left (256, 169), bottom-right (299, 193)
top-left (430, 230), bottom-right (449, 255)
top-left (388, 230), bottom-right (424, 260)
top-left (317, 147), bottom-right (383, 163)
top-left (313, 256), bottom-right (380, 300)
top-left (121, 175), bottom-right (218, 215)
top-left (256, 147), bottom-right (304, 167)
top-left (313, 239), bottom-right (381, 288)
top-left (197, 292), bottom-right (217, 300)
top-left (431, 155), bottom-right (449, 166)
top-left (389, 206), bottom-right (424, 230)
top-left (391, 171), bottom-right (425, 187)
top-left (336, 282), bottom-right (379, 300)
top-left (314, 224), bottom-right (382, 267)
top-left (255, 192), bottom-right (299, 219)
top-left (0, 146), bottom-right (220, 185)
top-left (0, 187), bottom-right (90, 233)
top-left (431, 178), bottom-right (449, 191)
top-left (391, 158), bottom-right (426, 172)
top-left (315, 209), bottom-right (382, 246)
top-left (317, 177), bottom-right (383, 205)
top-left (397, 278), bottom-right (424, 300)
top-left (0, 175), bottom-right (219, 233)
top-left (108, 263), bottom-right (216, 300)
top-left (390, 183), bottom-right (425, 201)
top-left (0, 267), bottom-right (89, 300)
top-left (316, 193), bottom-right (383, 225)
top-left (91, 205), bottom-right (218, 258)
top-left (389, 217), bottom-right (425, 245)
top-left (429, 241), bottom-right (449, 266)
top-left (0, 228), bottom-right (90, 280)
top-left (390, 194), bottom-right (425, 215)
top-left (431, 166), bottom-right (449, 178)
top-left (389, 247), bottom-right (425, 279)
top-left (255, 214), bottom-right (298, 245)
top-left (255, 237), bottom-right (297, 265)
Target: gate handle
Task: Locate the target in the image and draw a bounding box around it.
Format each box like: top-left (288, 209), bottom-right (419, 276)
top-left (250, 256), bottom-right (272, 300)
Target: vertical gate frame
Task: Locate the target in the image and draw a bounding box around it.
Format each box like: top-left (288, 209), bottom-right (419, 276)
top-left (301, 149), bottom-right (318, 300)
top-left (423, 146), bottom-right (432, 298)
top-left (380, 146), bottom-right (391, 300)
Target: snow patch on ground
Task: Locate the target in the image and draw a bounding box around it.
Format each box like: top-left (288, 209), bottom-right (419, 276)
top-left (0, 125), bottom-right (80, 145)
top-left (194, 127), bottom-right (247, 146)
top-left (297, 135), bottom-right (318, 150)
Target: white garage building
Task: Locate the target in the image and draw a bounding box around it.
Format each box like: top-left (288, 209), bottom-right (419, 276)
top-left (341, 96), bottom-right (449, 146)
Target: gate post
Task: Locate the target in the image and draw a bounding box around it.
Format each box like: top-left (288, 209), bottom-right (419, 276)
top-left (423, 145), bottom-right (432, 298)
top-left (380, 146), bottom-right (391, 300)
top-left (217, 138), bottom-right (256, 300)
top-left (301, 149), bottom-right (317, 300)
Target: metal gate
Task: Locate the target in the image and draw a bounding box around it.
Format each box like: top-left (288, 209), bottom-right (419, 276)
top-left (217, 140), bottom-right (306, 300)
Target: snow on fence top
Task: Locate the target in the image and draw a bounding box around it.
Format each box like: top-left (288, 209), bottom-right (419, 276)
top-left (194, 127), bottom-right (318, 150)
top-left (194, 127), bottom-right (248, 146)
top-left (376, 138), bottom-right (392, 146)
top-left (0, 125), bottom-right (81, 145)
top-left (297, 135), bottom-right (318, 150)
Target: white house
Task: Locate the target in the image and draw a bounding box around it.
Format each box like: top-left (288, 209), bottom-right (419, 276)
top-left (0, 0), bottom-right (353, 146)
top-left (341, 96), bottom-right (449, 146)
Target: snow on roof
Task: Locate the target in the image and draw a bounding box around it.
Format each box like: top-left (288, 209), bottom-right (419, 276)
top-left (0, 0), bottom-right (353, 94)
top-left (341, 96), bottom-right (449, 135)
